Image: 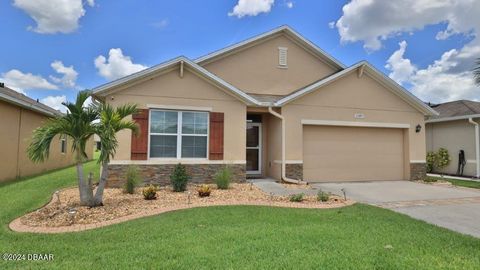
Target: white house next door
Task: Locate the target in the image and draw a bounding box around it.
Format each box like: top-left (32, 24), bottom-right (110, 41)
top-left (246, 122), bottom-right (262, 175)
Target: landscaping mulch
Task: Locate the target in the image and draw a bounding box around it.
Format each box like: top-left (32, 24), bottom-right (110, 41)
top-left (18, 183), bottom-right (353, 230)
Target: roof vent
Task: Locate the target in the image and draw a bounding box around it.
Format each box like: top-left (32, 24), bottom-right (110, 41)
top-left (278, 47), bottom-right (288, 67)
top-left (0, 82), bottom-right (4, 88)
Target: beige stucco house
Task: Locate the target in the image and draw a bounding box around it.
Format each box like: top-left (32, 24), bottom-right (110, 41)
top-left (0, 84), bottom-right (93, 182)
top-left (426, 100), bottom-right (480, 178)
top-left (92, 26), bottom-right (437, 186)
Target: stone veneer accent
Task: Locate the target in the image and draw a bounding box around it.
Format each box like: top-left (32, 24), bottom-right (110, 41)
top-left (410, 162), bottom-right (426, 181)
top-left (107, 164), bottom-right (246, 188)
top-left (285, 163), bottom-right (303, 180)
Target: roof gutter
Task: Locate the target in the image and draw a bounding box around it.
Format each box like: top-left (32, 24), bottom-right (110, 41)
top-left (268, 107), bottom-right (306, 184)
top-left (468, 118), bottom-right (480, 178)
top-left (426, 114), bottom-right (480, 123)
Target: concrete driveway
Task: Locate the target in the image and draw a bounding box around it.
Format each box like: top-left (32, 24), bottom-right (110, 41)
top-left (312, 181), bottom-right (480, 238)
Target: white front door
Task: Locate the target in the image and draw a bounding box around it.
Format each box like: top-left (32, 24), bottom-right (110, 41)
top-left (246, 123), bottom-right (262, 174)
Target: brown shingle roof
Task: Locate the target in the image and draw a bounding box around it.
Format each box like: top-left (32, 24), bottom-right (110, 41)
top-left (429, 100), bottom-right (480, 119)
top-left (0, 85), bottom-right (61, 117)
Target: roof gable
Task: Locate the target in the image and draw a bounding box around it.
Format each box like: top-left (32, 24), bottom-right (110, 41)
top-left (0, 86), bottom-right (61, 117)
top-left (195, 25), bottom-right (345, 70)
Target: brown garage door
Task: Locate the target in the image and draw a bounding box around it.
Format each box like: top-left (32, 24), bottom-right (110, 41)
top-left (303, 125), bottom-right (405, 182)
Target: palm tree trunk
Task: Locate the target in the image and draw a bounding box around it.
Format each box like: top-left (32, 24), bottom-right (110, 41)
top-left (76, 153), bottom-right (94, 206)
top-left (93, 162), bottom-right (109, 206)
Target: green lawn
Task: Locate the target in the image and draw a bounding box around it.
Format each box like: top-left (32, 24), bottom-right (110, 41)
top-left (1, 161), bottom-right (480, 269)
top-left (427, 176), bottom-right (480, 189)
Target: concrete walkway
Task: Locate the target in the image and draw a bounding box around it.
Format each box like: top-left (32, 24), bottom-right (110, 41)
top-left (253, 179), bottom-right (480, 238)
top-left (312, 181), bottom-right (480, 238)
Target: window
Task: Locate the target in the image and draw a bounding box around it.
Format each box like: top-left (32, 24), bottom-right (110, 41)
top-left (60, 136), bottom-right (67, 154)
top-left (278, 47), bottom-right (288, 67)
top-left (149, 110), bottom-right (208, 158)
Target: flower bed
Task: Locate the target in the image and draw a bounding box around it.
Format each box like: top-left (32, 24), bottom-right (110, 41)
top-left (12, 183), bottom-right (354, 233)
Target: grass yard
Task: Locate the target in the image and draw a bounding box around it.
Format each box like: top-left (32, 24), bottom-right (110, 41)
top-left (1, 159), bottom-right (480, 269)
top-left (426, 176), bottom-right (480, 189)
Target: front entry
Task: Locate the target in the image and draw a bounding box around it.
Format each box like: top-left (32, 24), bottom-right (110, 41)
top-left (246, 122), bottom-right (262, 175)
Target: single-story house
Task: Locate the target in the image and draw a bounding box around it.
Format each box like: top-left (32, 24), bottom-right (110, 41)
top-left (92, 26), bottom-right (437, 186)
top-left (426, 100), bottom-right (480, 178)
top-left (0, 84), bottom-right (93, 182)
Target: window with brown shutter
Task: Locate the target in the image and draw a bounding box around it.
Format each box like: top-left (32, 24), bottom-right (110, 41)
top-left (209, 112), bottom-right (224, 160)
top-left (131, 109), bottom-right (149, 160)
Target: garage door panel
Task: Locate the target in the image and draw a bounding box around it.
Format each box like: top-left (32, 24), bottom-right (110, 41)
top-left (303, 126), bottom-right (404, 182)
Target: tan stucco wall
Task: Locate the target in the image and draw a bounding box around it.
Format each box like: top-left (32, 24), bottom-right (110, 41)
top-left (282, 71), bottom-right (426, 179)
top-left (265, 113), bottom-right (282, 179)
top-left (426, 120), bottom-right (477, 176)
top-left (203, 34), bottom-right (338, 96)
top-left (0, 100), bottom-right (92, 182)
top-left (105, 67), bottom-right (247, 161)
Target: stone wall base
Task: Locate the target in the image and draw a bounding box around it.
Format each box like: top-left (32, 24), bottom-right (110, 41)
top-left (107, 164), bottom-right (246, 188)
top-left (410, 162), bottom-right (426, 181)
top-left (286, 163), bottom-right (303, 180)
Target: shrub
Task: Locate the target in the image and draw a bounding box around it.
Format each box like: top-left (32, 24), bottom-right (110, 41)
top-left (197, 184), bottom-right (211, 197)
top-left (142, 185), bottom-right (157, 200)
top-left (123, 165), bottom-right (140, 194)
top-left (214, 166), bottom-right (232, 189)
top-left (424, 177), bottom-right (438, 183)
top-left (426, 151), bottom-right (436, 173)
top-left (317, 190), bottom-right (330, 202)
top-left (170, 163), bottom-right (190, 192)
top-left (435, 148), bottom-right (450, 172)
top-left (289, 193), bottom-right (304, 202)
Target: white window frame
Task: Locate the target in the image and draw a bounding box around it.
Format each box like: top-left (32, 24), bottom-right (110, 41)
top-left (148, 109), bottom-right (209, 160)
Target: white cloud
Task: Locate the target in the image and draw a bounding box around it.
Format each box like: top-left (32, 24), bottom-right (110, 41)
top-left (333, 0), bottom-right (480, 51)
top-left (328, 21), bottom-right (335, 29)
top-left (151, 18), bottom-right (169, 29)
top-left (0, 69), bottom-right (58, 93)
top-left (13, 0), bottom-right (94, 34)
top-left (228, 0), bottom-right (275, 18)
top-left (386, 41), bottom-right (480, 103)
top-left (40, 95), bottom-right (67, 113)
top-left (285, 1), bottom-right (293, 8)
top-left (49, 61), bottom-right (78, 88)
top-left (94, 48), bottom-right (148, 81)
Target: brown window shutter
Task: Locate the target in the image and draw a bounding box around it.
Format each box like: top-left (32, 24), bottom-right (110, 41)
top-left (209, 112), bottom-right (224, 160)
top-left (131, 109), bottom-right (149, 160)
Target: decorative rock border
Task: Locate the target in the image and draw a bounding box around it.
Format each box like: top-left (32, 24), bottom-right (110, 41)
top-left (9, 192), bottom-right (355, 234)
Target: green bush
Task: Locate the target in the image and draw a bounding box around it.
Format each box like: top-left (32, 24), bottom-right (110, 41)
top-left (424, 177), bottom-right (438, 183)
top-left (426, 151), bottom-right (436, 173)
top-left (435, 148), bottom-right (450, 172)
top-left (142, 185), bottom-right (157, 200)
top-left (123, 165), bottom-right (140, 194)
top-left (215, 166), bottom-right (232, 189)
top-left (170, 163), bottom-right (190, 192)
top-left (317, 190), bottom-right (330, 202)
top-left (289, 193), bottom-right (304, 202)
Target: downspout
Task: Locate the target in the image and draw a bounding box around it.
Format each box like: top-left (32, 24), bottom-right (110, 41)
top-left (468, 118), bottom-right (480, 178)
top-left (268, 107), bottom-right (305, 184)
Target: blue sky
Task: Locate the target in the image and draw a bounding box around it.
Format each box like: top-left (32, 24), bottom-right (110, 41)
top-left (1, 0), bottom-right (479, 111)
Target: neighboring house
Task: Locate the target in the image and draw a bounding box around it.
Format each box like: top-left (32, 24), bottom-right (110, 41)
top-left (94, 134), bottom-right (101, 151)
top-left (426, 100), bottom-right (480, 178)
top-left (92, 26), bottom-right (437, 187)
top-left (0, 84), bottom-right (93, 182)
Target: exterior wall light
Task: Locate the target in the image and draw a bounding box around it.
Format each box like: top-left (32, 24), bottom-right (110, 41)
top-left (415, 124), bottom-right (422, 133)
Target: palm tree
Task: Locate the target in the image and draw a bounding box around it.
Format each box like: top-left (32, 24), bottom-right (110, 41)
top-left (474, 58), bottom-right (480, 86)
top-left (28, 91), bottom-right (98, 206)
top-left (93, 103), bottom-right (138, 206)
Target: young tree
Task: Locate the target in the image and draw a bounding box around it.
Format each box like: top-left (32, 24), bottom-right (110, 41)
top-left (93, 103), bottom-right (138, 206)
top-left (28, 91), bottom-right (97, 206)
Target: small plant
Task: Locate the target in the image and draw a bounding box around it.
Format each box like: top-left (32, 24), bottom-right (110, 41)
top-left (317, 190), bottom-right (330, 202)
top-left (289, 193), bottom-right (304, 202)
top-left (142, 185), bottom-right (157, 200)
top-left (170, 163), bottom-right (190, 192)
top-left (435, 148), bottom-right (450, 175)
top-left (214, 166), bottom-right (232, 189)
top-left (426, 151), bottom-right (436, 173)
top-left (197, 185), bottom-right (211, 197)
top-left (123, 165), bottom-right (140, 194)
top-left (424, 177), bottom-right (438, 183)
